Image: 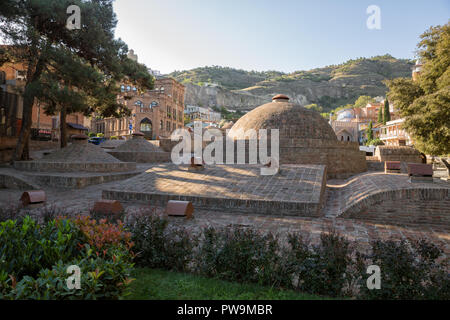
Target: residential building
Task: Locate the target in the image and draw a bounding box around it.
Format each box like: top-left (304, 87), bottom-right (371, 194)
top-left (92, 78), bottom-right (185, 139)
top-left (185, 105), bottom-right (222, 123)
top-left (379, 118), bottom-right (412, 146)
top-left (0, 60), bottom-right (87, 141)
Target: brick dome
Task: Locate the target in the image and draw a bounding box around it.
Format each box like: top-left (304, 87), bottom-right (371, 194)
top-left (228, 95), bottom-right (337, 143)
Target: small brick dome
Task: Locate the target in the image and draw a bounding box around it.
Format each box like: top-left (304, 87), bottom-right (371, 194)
top-left (228, 95), bottom-right (337, 142)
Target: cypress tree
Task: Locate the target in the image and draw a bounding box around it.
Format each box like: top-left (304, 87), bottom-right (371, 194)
top-left (383, 98), bottom-right (391, 124)
top-left (366, 121), bottom-right (374, 143)
top-left (377, 106), bottom-right (383, 123)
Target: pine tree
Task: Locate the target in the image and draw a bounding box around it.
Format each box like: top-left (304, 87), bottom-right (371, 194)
top-left (383, 99), bottom-right (391, 124)
top-left (0, 0), bottom-right (153, 160)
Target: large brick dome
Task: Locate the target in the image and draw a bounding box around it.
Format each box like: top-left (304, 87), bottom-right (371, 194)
top-left (228, 95), bottom-right (337, 143)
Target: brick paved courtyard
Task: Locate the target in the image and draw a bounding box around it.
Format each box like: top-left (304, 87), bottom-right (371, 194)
top-left (1, 164), bottom-right (449, 260)
top-left (102, 164), bottom-right (327, 216)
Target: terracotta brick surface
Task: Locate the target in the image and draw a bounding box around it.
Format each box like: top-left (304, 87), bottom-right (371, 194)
top-left (408, 163), bottom-right (433, 176)
top-left (93, 199), bottom-right (124, 215)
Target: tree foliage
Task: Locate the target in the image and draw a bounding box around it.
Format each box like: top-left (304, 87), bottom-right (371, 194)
top-left (353, 95), bottom-right (375, 109)
top-left (385, 22), bottom-right (450, 155)
top-left (304, 103), bottom-right (323, 113)
top-left (366, 121), bottom-right (374, 141)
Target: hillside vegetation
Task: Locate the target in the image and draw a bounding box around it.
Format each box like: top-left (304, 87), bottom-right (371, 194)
top-left (168, 55), bottom-right (414, 112)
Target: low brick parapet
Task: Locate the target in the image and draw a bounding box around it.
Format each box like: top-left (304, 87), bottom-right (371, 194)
top-left (13, 161), bottom-right (136, 173)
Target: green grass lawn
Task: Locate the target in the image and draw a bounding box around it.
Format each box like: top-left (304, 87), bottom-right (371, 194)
top-left (126, 268), bottom-right (333, 300)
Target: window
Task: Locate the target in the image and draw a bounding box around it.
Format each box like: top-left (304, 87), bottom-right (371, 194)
top-left (126, 85), bottom-right (131, 91)
top-left (120, 85), bottom-right (125, 92)
top-left (140, 118), bottom-right (152, 132)
top-left (0, 71), bottom-right (6, 85)
top-left (160, 120), bottom-right (163, 130)
top-left (167, 121), bottom-right (171, 132)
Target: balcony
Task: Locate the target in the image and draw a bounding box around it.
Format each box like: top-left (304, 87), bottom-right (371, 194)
top-left (379, 132), bottom-right (407, 140)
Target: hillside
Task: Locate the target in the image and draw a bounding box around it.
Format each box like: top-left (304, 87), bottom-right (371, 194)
top-left (168, 55), bottom-right (414, 112)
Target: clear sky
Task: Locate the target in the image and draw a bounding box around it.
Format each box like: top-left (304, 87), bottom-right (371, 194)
top-left (113, 0), bottom-right (449, 74)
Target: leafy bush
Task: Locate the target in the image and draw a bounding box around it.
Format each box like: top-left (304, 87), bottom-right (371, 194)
top-left (96, 133), bottom-right (104, 138)
top-left (365, 138), bottom-right (384, 146)
top-left (0, 216), bottom-right (134, 300)
top-left (72, 216), bottom-right (134, 258)
top-left (126, 210), bottom-right (197, 271)
top-left (124, 212), bottom-right (449, 299)
top-left (287, 230), bottom-right (353, 297)
top-left (110, 136), bottom-right (118, 140)
top-left (357, 239), bottom-right (450, 300)
top-left (0, 217), bottom-right (84, 279)
top-left (196, 227), bottom-right (281, 285)
top-left (1, 249), bottom-right (133, 300)
top-left (87, 132), bottom-right (96, 138)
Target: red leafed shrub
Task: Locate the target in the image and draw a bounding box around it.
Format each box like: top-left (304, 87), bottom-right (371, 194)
top-left (70, 216), bottom-right (134, 258)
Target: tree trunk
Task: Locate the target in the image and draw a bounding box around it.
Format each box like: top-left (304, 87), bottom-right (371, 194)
top-left (12, 58), bottom-right (44, 162)
top-left (13, 85), bottom-right (36, 161)
top-left (60, 106), bottom-right (67, 148)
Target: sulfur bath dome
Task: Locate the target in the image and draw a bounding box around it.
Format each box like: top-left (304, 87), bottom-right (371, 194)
top-left (227, 94), bottom-right (337, 143)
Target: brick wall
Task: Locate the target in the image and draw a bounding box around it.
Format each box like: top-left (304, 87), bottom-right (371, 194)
top-left (341, 188), bottom-right (450, 226)
top-left (375, 146), bottom-right (422, 163)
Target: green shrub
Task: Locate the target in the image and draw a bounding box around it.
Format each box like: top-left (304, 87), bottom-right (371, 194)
top-left (0, 217), bottom-right (84, 279)
top-left (110, 136), bottom-right (118, 140)
top-left (0, 216), bottom-right (134, 300)
top-left (126, 210), bottom-right (197, 271)
top-left (196, 227), bottom-right (281, 285)
top-left (287, 230), bottom-right (353, 297)
top-left (124, 214), bottom-right (449, 299)
top-left (365, 138), bottom-right (384, 146)
top-left (96, 133), bottom-right (104, 138)
top-left (1, 248), bottom-right (133, 300)
top-left (87, 132), bottom-right (96, 138)
top-left (357, 239), bottom-right (450, 300)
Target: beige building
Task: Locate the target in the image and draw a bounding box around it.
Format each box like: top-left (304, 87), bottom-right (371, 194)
top-left (92, 78), bottom-right (185, 139)
top-left (379, 118), bottom-right (412, 146)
